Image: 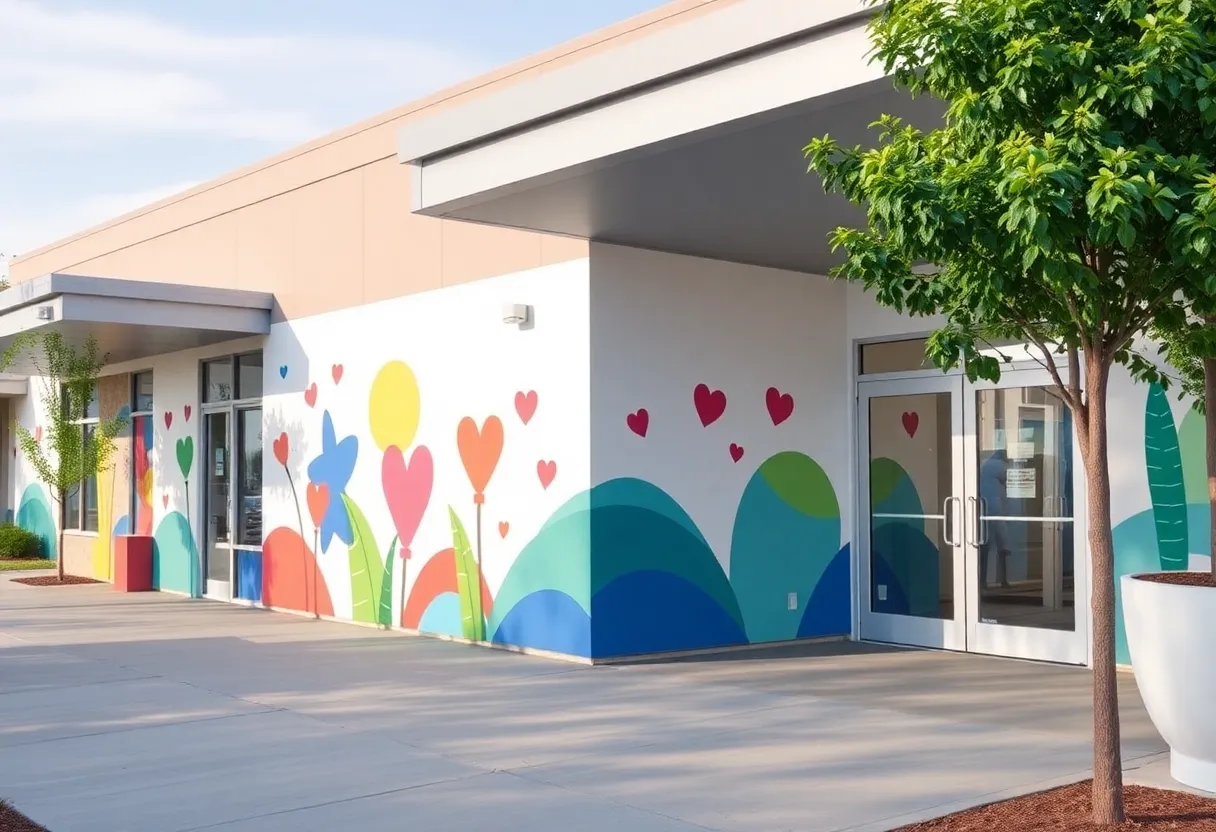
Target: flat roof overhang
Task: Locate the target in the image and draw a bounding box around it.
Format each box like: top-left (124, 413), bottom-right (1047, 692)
top-left (398, 0), bottom-right (943, 275)
top-left (0, 274), bottom-right (273, 375)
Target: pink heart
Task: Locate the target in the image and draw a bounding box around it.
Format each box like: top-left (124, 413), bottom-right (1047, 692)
top-left (515, 390), bottom-right (538, 425)
top-left (332, 364), bottom-right (344, 385)
top-left (164, 411), bottom-right (173, 430)
top-left (162, 494), bottom-right (169, 509)
top-left (304, 383), bottom-right (318, 408)
top-left (627, 408), bottom-right (649, 438)
top-left (730, 443), bottom-right (745, 463)
top-left (902, 412), bottom-right (920, 438)
top-left (183, 405), bottom-right (192, 422)
top-left (382, 445), bottom-right (433, 549)
top-left (766, 387), bottom-right (794, 426)
top-left (694, 384), bottom-right (727, 427)
top-left (537, 460), bottom-right (557, 489)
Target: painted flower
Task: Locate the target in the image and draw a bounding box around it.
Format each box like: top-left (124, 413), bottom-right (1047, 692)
top-left (306, 411), bottom-right (358, 552)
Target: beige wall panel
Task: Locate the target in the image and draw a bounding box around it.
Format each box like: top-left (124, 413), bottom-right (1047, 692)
top-left (277, 169), bottom-right (366, 320)
top-left (362, 158), bottom-right (443, 305)
top-left (441, 221), bottom-right (543, 288)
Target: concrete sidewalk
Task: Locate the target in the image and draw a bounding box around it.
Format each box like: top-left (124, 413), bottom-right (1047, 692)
top-left (0, 575), bottom-right (1170, 831)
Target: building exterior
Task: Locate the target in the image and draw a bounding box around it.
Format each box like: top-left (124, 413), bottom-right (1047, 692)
top-left (4, 0), bottom-right (1208, 667)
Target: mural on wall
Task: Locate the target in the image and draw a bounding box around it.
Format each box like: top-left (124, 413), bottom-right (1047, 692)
top-left (133, 415), bottom-right (154, 535)
top-left (1112, 383), bottom-right (1210, 664)
top-left (16, 482), bottom-right (56, 560)
top-left (152, 404), bottom-right (200, 596)
top-left (263, 262), bottom-right (856, 661)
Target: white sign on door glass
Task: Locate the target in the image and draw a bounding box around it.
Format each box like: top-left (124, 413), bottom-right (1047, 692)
top-left (1006, 468), bottom-right (1036, 498)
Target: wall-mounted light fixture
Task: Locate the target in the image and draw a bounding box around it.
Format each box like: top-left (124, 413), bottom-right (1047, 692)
top-left (502, 304), bottom-right (531, 327)
top-left (35, 305), bottom-right (54, 321)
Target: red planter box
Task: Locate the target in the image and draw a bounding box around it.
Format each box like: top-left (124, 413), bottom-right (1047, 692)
top-left (113, 535), bottom-right (154, 592)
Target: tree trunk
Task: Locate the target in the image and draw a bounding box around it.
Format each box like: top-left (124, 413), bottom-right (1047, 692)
top-left (1205, 357), bottom-right (1216, 581)
top-left (1081, 355), bottom-right (1125, 826)
top-left (56, 509), bottom-right (65, 584)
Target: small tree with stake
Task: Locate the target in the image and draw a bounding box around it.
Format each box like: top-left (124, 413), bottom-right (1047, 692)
top-left (2, 332), bottom-right (128, 582)
top-left (805, 0), bottom-right (1215, 825)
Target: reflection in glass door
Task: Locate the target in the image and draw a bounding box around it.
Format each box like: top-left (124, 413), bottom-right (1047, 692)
top-left (965, 373), bottom-right (1087, 664)
top-left (858, 376), bottom-right (966, 651)
top-left (204, 411), bottom-right (232, 599)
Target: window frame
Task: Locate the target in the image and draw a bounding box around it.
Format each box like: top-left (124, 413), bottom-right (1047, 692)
top-left (61, 381), bottom-right (100, 534)
top-left (129, 371), bottom-right (154, 533)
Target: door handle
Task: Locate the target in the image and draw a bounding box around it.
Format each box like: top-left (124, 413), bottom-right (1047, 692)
top-left (967, 496), bottom-right (989, 547)
top-left (942, 496), bottom-right (961, 547)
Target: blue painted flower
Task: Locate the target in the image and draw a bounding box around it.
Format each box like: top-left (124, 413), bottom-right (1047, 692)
top-left (307, 411), bottom-right (358, 552)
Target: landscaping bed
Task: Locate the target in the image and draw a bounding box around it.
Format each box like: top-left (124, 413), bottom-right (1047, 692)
top-left (892, 782), bottom-right (1216, 831)
top-left (11, 574), bottom-right (102, 587)
top-left (0, 799), bottom-right (47, 832)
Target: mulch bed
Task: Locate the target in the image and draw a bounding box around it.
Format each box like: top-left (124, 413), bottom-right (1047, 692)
top-left (11, 574), bottom-right (102, 587)
top-left (1136, 572), bottom-right (1216, 588)
top-left (0, 800), bottom-right (47, 832)
top-left (893, 782), bottom-right (1216, 831)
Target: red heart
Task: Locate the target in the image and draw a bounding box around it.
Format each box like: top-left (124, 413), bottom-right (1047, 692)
top-left (164, 411), bottom-right (173, 430)
top-left (537, 460), bottom-right (557, 489)
top-left (694, 384), bottom-right (727, 427)
top-left (304, 383), bottom-right (318, 408)
top-left (515, 390), bottom-right (538, 425)
top-left (627, 408), bottom-right (649, 438)
top-left (498, 522), bottom-right (510, 539)
top-left (730, 443), bottom-right (745, 463)
top-left (33, 426), bottom-right (42, 443)
top-left (902, 412), bottom-right (920, 438)
top-left (162, 494), bottom-right (169, 509)
top-left (766, 387), bottom-right (794, 426)
top-left (331, 364), bottom-right (344, 384)
top-left (272, 432), bottom-right (289, 467)
top-left (306, 482), bottom-right (330, 530)
top-left (183, 405), bottom-right (192, 422)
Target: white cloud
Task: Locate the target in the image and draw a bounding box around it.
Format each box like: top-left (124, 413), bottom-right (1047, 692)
top-left (0, 0), bottom-right (486, 142)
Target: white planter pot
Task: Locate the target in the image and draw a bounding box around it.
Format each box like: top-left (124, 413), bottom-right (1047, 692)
top-left (1121, 573), bottom-right (1216, 793)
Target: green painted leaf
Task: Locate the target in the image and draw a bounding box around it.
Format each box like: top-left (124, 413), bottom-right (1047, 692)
top-left (378, 536), bottom-right (397, 627)
top-left (175, 436), bottom-right (194, 481)
top-left (342, 495), bottom-right (383, 624)
top-left (448, 507), bottom-right (485, 641)
top-left (1144, 384), bottom-right (1188, 570)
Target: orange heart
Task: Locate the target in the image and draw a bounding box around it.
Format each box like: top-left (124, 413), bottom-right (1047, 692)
top-left (457, 416), bottom-right (504, 501)
top-left (498, 521), bottom-right (509, 539)
top-left (306, 483), bottom-right (330, 530)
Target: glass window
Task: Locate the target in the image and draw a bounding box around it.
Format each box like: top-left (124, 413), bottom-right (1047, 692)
top-left (236, 408), bottom-right (263, 547)
top-left (859, 338), bottom-right (934, 375)
top-left (237, 353), bottom-right (263, 401)
top-left (133, 371), bottom-right (154, 413)
top-left (64, 483), bottom-right (81, 530)
top-left (204, 359), bottom-right (234, 403)
top-left (82, 425), bottom-right (99, 532)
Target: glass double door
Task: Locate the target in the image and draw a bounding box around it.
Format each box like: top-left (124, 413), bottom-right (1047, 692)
top-left (202, 407), bottom-right (262, 600)
top-left (858, 369), bottom-right (1087, 665)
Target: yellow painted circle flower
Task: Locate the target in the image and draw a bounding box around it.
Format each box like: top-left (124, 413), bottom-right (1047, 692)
top-left (369, 361), bottom-right (421, 452)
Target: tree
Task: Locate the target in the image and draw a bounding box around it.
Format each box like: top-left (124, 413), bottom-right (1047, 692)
top-left (2, 333), bottom-right (128, 582)
top-left (805, 0), bottom-right (1215, 824)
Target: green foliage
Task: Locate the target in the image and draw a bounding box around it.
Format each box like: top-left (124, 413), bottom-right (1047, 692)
top-left (805, 0), bottom-right (1216, 388)
top-left (0, 523), bottom-right (42, 559)
top-left (342, 494), bottom-right (383, 625)
top-left (0, 332), bottom-right (128, 505)
top-left (449, 507), bottom-right (486, 641)
top-left (1144, 384), bottom-right (1189, 569)
top-left (379, 536), bottom-right (397, 627)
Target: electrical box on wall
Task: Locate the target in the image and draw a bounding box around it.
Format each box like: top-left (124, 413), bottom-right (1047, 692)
top-left (501, 304), bottom-right (531, 326)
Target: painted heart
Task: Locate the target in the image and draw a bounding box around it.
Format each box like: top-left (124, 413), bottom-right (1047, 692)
top-left (766, 387), bottom-right (795, 426)
top-left (183, 405), bottom-right (192, 422)
top-left (272, 432), bottom-right (290, 467)
top-left (457, 416), bottom-right (504, 500)
top-left (176, 436), bottom-right (194, 480)
top-left (514, 390), bottom-right (538, 425)
top-left (693, 384), bottom-right (727, 427)
top-left (306, 482), bottom-right (330, 530)
top-left (33, 426), bottom-right (42, 443)
top-left (163, 411), bottom-right (173, 430)
top-left (498, 521), bottom-right (510, 539)
top-left (279, 365), bottom-right (288, 379)
top-left (162, 493), bottom-right (169, 509)
top-left (304, 383), bottom-right (318, 408)
top-left (627, 408), bottom-right (649, 438)
top-left (331, 364), bottom-right (344, 384)
top-left (537, 460), bottom-right (557, 489)
top-left (382, 445), bottom-right (433, 548)
top-left (729, 443), bottom-right (745, 463)
top-left (902, 411), bottom-right (920, 439)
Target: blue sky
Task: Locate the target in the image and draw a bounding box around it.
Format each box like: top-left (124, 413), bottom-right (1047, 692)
top-left (0, 0), bottom-right (667, 267)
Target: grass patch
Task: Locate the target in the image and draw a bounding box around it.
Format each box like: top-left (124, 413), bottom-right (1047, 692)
top-left (0, 558), bottom-right (55, 572)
